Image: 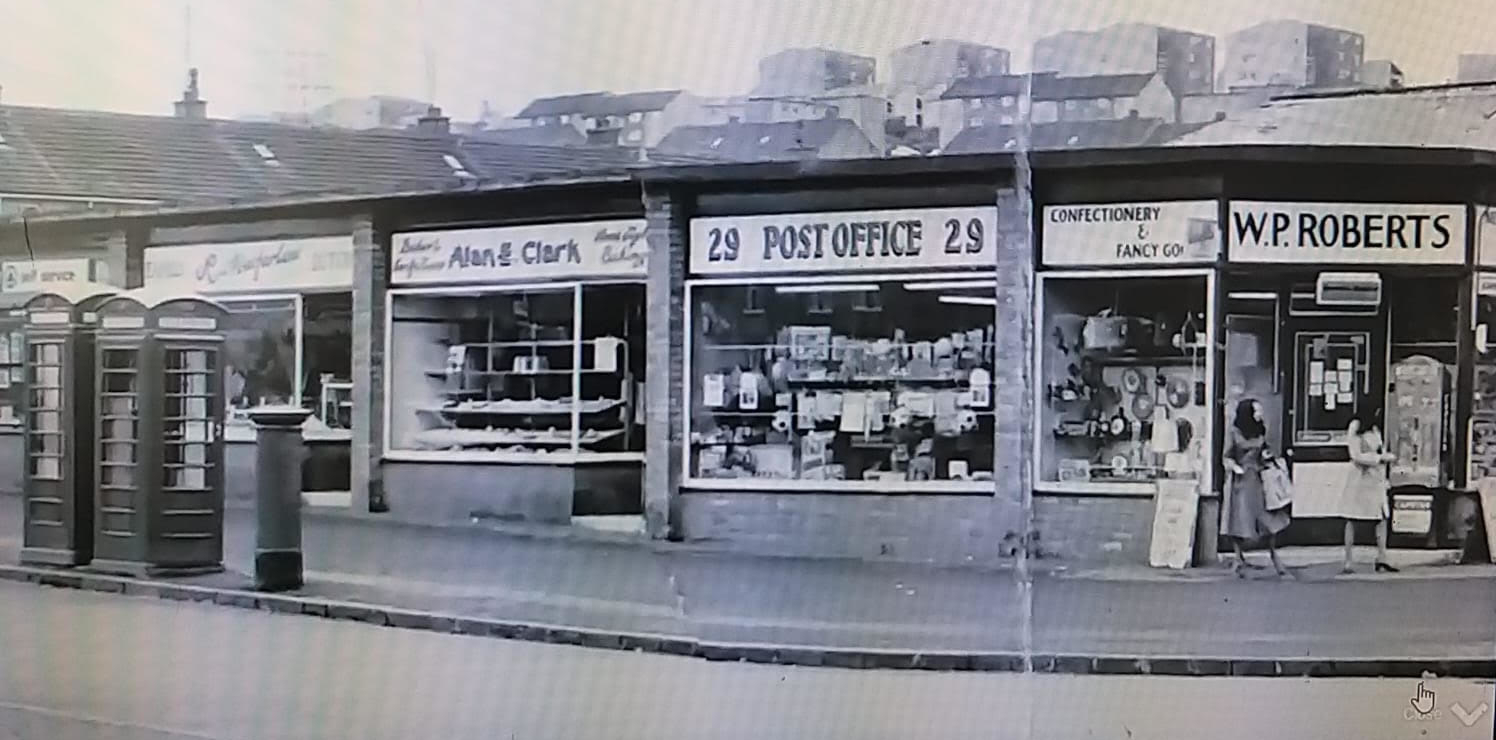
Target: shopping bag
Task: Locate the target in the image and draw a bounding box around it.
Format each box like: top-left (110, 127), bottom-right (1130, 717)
top-left (1262, 457), bottom-right (1293, 511)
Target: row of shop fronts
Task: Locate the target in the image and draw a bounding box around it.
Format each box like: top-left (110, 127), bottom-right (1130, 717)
top-left (4, 148), bottom-right (1496, 567)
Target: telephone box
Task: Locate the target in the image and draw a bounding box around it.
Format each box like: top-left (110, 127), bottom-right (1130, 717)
top-left (89, 289), bottom-right (228, 577)
top-left (19, 282), bottom-right (117, 566)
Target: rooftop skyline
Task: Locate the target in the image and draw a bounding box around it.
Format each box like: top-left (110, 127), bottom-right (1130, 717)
top-left (0, 0), bottom-right (1490, 121)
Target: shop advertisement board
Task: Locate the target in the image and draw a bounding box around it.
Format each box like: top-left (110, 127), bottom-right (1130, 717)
top-left (391, 219), bottom-right (648, 285)
top-left (1041, 200), bottom-right (1220, 267)
top-left (688, 206), bottom-right (998, 275)
top-left (1477, 205), bottom-right (1496, 267)
top-left (0, 257), bottom-right (94, 295)
top-left (1229, 201), bottom-right (1467, 265)
top-left (144, 237), bottom-right (354, 294)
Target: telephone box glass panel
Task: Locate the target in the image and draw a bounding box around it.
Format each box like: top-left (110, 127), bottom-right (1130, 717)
top-left (99, 349), bottom-right (140, 490)
top-left (27, 341), bottom-right (64, 480)
top-left (163, 348), bottom-right (216, 491)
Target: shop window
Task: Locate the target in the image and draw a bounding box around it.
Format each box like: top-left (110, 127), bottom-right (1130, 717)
top-left (302, 293), bottom-right (353, 429)
top-left (219, 297), bottom-right (297, 440)
top-left (387, 283), bottom-right (645, 461)
top-left (1038, 275), bottom-right (1211, 490)
top-left (1472, 277), bottom-right (1496, 481)
top-left (687, 279), bottom-right (997, 488)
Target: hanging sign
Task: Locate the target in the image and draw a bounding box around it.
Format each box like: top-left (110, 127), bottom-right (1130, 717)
top-left (1229, 201), bottom-right (1466, 265)
top-left (391, 219), bottom-right (648, 285)
top-left (0, 258), bottom-right (94, 295)
top-left (689, 207), bottom-right (997, 275)
top-left (1042, 201), bottom-right (1220, 266)
top-left (144, 237), bottom-right (354, 293)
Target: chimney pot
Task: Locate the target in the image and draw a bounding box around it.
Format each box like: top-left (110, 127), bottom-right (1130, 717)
top-left (416, 104), bottom-right (451, 135)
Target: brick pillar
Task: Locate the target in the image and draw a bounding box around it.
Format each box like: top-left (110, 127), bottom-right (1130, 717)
top-left (642, 185), bottom-right (686, 540)
top-left (992, 186), bottom-right (1034, 560)
top-left (350, 216), bottom-right (387, 513)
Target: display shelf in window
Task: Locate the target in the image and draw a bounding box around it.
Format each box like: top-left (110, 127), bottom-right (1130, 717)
top-left (687, 280), bottom-right (998, 487)
top-left (1037, 274), bottom-right (1213, 491)
top-left (387, 283), bottom-right (645, 461)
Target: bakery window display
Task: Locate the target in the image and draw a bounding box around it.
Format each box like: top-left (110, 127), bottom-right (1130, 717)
top-left (386, 283), bottom-right (644, 460)
top-left (1039, 275), bottom-right (1211, 489)
top-left (688, 280), bottom-right (997, 488)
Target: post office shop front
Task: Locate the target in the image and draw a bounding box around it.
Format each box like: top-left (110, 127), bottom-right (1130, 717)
top-left (1035, 200), bottom-right (1221, 564)
top-left (383, 219), bottom-right (648, 524)
top-left (1222, 201), bottom-right (1475, 548)
top-left (0, 257), bottom-right (109, 495)
top-left (141, 237), bottom-right (355, 503)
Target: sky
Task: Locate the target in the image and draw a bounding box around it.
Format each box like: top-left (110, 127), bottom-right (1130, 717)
top-left (0, 0), bottom-right (1490, 121)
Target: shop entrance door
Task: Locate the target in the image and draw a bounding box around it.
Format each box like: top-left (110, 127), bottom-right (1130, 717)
top-left (1281, 310), bottom-right (1386, 532)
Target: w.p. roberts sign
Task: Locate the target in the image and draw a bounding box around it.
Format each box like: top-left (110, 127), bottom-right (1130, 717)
top-left (391, 219), bottom-right (648, 285)
top-left (1229, 201), bottom-right (1466, 265)
top-left (1042, 201), bottom-right (1220, 266)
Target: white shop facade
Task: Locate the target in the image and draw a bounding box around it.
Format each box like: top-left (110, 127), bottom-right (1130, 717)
top-left (382, 218), bottom-right (649, 524)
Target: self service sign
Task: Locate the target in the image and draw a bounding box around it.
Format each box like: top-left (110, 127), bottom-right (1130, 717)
top-left (1229, 201), bottom-right (1467, 265)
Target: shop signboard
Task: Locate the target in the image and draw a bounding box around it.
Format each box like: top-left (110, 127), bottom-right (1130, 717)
top-left (144, 237), bottom-right (354, 294)
top-left (1041, 200), bottom-right (1220, 267)
top-left (391, 219), bottom-right (648, 286)
top-left (688, 207), bottom-right (998, 275)
top-left (0, 258), bottom-right (94, 295)
top-left (1229, 201), bottom-right (1467, 265)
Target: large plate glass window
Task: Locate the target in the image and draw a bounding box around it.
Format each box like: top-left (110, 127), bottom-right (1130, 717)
top-left (687, 276), bottom-right (997, 488)
top-left (1472, 275), bottom-right (1496, 482)
top-left (219, 296), bottom-right (298, 439)
top-left (387, 283), bottom-right (645, 460)
top-left (1037, 273), bottom-right (1213, 492)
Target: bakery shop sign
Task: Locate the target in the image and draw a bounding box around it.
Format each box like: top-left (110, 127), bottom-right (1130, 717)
top-left (689, 206), bottom-right (998, 275)
top-left (1229, 201), bottom-right (1467, 265)
top-left (391, 219), bottom-right (649, 285)
top-left (1041, 200), bottom-right (1220, 267)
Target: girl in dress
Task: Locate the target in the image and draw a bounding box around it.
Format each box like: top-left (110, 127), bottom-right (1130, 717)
top-left (1343, 410), bottom-right (1398, 574)
top-left (1222, 398), bottom-right (1291, 576)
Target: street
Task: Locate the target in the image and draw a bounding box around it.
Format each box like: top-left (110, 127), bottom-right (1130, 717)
top-left (1, 582), bottom-right (1492, 740)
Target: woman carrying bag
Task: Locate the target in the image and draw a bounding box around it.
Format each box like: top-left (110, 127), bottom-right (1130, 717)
top-left (1222, 399), bottom-right (1292, 577)
top-left (1342, 410), bottom-right (1398, 574)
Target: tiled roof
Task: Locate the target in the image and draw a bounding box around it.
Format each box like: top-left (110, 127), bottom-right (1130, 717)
top-left (515, 90), bottom-right (684, 119)
top-left (0, 103), bottom-right (705, 207)
top-left (1034, 73), bottom-right (1156, 101)
top-left (655, 118), bottom-right (867, 161)
top-left (942, 72), bottom-right (1156, 102)
top-left (943, 117), bottom-right (1177, 154)
top-left (1167, 83), bottom-right (1496, 148)
top-left (467, 125), bottom-right (587, 147)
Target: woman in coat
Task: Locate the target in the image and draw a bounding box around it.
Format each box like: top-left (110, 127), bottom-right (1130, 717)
top-left (1222, 398), bottom-right (1291, 576)
top-left (1343, 410), bottom-right (1398, 574)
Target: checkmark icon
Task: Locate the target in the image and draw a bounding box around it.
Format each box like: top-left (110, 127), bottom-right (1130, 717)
top-left (1450, 702), bottom-right (1489, 728)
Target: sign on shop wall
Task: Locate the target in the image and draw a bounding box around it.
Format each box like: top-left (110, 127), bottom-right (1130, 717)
top-left (688, 206), bottom-right (998, 276)
top-left (0, 258), bottom-right (94, 295)
top-left (1476, 205), bottom-right (1496, 266)
top-left (391, 219), bottom-right (648, 285)
top-left (1229, 201), bottom-right (1467, 265)
top-left (1041, 200), bottom-right (1220, 266)
top-left (144, 237), bottom-right (354, 293)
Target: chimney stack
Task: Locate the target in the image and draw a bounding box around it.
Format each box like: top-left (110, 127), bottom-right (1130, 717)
top-left (415, 104), bottom-right (450, 135)
top-left (174, 68), bottom-right (207, 119)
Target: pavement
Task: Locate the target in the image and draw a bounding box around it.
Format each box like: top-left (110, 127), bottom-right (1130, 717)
top-left (2, 496), bottom-right (1495, 676)
top-left (4, 582), bottom-right (1494, 740)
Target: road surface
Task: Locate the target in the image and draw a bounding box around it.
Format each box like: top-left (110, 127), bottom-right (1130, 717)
top-left (1, 582), bottom-right (1491, 740)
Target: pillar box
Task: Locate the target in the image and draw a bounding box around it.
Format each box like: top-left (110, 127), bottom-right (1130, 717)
top-left (250, 405), bottom-right (311, 591)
